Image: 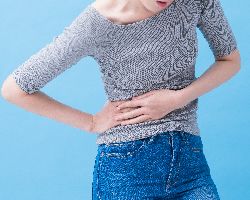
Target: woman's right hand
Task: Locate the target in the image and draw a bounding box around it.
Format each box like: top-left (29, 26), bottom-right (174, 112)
top-left (89, 99), bottom-right (139, 134)
top-left (89, 100), bottom-right (125, 134)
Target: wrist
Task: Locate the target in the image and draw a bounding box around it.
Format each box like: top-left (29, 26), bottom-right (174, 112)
top-left (88, 114), bottom-right (96, 133)
top-left (175, 88), bottom-right (193, 108)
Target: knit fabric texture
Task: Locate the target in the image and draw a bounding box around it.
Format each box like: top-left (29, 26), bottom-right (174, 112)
top-left (11, 0), bottom-right (238, 145)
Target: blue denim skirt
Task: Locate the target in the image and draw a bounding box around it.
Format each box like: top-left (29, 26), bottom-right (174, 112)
top-left (92, 131), bottom-right (220, 199)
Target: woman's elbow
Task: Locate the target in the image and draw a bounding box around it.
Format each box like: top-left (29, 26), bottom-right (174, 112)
top-left (216, 49), bottom-right (241, 72)
top-left (231, 49), bottom-right (241, 71)
top-left (1, 75), bottom-right (28, 101)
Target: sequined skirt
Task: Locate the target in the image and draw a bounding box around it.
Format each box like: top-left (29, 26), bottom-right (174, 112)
top-left (92, 131), bottom-right (220, 200)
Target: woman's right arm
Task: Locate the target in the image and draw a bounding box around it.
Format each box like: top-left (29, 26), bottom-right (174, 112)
top-left (1, 6), bottom-right (96, 132)
top-left (1, 77), bottom-right (94, 132)
top-left (1, 75), bottom-right (122, 133)
top-left (1, 5), bottom-right (121, 133)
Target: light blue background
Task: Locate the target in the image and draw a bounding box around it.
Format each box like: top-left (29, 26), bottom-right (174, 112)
top-left (0, 0), bottom-right (249, 199)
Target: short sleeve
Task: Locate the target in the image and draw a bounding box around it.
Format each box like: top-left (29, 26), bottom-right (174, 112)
top-left (11, 6), bottom-right (94, 94)
top-left (197, 0), bottom-right (238, 59)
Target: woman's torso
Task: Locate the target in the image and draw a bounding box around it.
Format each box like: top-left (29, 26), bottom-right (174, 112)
top-left (87, 0), bottom-right (200, 102)
top-left (81, 0), bottom-right (202, 144)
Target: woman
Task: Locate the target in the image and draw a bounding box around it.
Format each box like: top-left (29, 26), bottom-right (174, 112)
top-left (1, 0), bottom-right (240, 199)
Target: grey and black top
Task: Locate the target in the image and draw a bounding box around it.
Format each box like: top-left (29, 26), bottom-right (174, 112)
top-left (11, 0), bottom-right (238, 145)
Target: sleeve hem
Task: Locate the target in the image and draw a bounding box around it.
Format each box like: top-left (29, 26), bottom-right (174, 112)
top-left (11, 73), bottom-right (37, 95)
top-left (214, 45), bottom-right (238, 59)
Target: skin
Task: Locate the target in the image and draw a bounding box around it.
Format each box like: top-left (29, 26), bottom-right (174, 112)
top-left (90, 0), bottom-right (175, 25)
top-left (1, 0), bottom-right (241, 135)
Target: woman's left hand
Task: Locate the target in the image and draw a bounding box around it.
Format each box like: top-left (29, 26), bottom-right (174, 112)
top-left (114, 89), bottom-right (188, 125)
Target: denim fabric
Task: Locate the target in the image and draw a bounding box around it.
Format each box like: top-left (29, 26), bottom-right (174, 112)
top-left (92, 131), bottom-right (220, 199)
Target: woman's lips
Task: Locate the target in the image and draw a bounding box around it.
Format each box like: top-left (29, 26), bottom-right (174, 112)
top-left (156, 1), bottom-right (168, 8)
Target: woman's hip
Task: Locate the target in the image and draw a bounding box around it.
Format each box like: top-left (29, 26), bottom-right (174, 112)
top-left (92, 130), bottom-right (219, 199)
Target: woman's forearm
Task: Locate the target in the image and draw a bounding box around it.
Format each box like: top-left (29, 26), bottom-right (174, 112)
top-left (2, 78), bottom-right (93, 133)
top-left (177, 50), bottom-right (241, 106)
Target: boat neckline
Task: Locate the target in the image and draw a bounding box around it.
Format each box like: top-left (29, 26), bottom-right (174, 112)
top-left (88, 0), bottom-right (177, 28)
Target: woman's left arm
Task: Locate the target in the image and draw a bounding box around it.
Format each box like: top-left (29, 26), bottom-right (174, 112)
top-left (176, 49), bottom-right (241, 109)
top-left (175, 0), bottom-right (241, 109)
top-left (115, 49), bottom-right (241, 125)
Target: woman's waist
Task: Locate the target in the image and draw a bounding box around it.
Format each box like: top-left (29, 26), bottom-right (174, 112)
top-left (100, 98), bottom-right (199, 136)
top-left (96, 110), bottom-right (200, 145)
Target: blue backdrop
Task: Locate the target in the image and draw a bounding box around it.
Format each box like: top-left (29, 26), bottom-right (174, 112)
top-left (0, 0), bottom-right (249, 199)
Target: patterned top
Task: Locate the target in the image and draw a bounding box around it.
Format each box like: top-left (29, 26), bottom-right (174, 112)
top-left (11, 0), bottom-right (238, 145)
